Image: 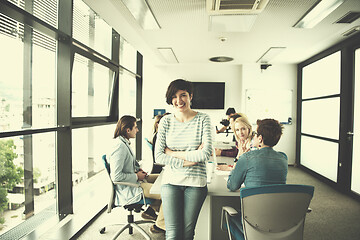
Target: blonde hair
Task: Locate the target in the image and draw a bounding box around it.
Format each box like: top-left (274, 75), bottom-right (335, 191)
top-left (229, 112), bottom-right (248, 131)
top-left (152, 112), bottom-right (170, 134)
top-left (233, 116), bottom-right (252, 143)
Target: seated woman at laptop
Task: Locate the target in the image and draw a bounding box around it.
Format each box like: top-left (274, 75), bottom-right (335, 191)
top-left (109, 115), bottom-right (165, 234)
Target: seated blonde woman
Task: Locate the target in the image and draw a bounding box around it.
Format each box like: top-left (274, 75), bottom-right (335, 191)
top-left (214, 113), bottom-right (247, 157)
top-left (217, 116), bottom-right (254, 171)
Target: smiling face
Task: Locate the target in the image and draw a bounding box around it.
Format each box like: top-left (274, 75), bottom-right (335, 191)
top-left (171, 89), bottom-right (192, 112)
top-left (234, 121), bottom-right (250, 141)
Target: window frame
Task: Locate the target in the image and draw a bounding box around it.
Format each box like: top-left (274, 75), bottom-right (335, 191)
top-left (0, 0), bottom-right (144, 237)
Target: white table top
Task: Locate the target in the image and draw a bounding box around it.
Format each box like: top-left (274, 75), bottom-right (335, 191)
top-left (213, 141), bottom-right (236, 150)
top-left (150, 156), bottom-right (240, 196)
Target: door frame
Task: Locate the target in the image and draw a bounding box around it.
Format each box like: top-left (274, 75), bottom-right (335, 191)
top-left (296, 32), bottom-right (360, 201)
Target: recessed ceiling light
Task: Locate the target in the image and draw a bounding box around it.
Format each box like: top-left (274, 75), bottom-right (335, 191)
top-left (121, 0), bottom-right (160, 30)
top-left (158, 48), bottom-right (179, 63)
top-left (256, 47), bottom-right (286, 63)
top-left (209, 56), bottom-right (234, 62)
top-left (293, 0), bottom-right (345, 28)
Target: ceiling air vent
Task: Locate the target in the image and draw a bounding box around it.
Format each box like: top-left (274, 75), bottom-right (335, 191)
top-left (342, 25), bottom-right (360, 37)
top-left (335, 12), bottom-right (360, 24)
top-left (209, 56), bottom-right (234, 62)
top-left (206, 0), bottom-right (269, 15)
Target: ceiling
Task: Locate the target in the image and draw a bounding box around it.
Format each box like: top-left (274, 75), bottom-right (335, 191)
top-left (85, 0), bottom-right (360, 66)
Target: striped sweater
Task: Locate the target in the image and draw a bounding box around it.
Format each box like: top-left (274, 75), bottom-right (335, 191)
top-left (155, 112), bottom-right (213, 187)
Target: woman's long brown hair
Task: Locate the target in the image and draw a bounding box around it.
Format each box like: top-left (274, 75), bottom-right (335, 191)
top-left (114, 115), bottom-right (136, 139)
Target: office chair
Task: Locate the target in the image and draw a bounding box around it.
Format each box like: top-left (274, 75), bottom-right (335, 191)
top-left (144, 137), bottom-right (163, 174)
top-left (221, 184), bottom-right (314, 240)
top-left (99, 155), bottom-right (154, 240)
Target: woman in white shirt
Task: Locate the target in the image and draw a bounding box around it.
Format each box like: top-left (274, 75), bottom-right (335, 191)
top-left (109, 115), bottom-right (165, 233)
top-left (155, 79), bottom-right (213, 240)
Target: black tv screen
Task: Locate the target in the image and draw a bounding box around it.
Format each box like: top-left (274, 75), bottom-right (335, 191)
top-left (192, 82), bottom-right (225, 109)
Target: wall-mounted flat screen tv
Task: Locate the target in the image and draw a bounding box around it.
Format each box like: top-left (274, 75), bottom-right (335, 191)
top-left (192, 82), bottom-right (225, 109)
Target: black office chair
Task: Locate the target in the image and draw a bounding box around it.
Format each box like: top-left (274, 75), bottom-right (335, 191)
top-left (99, 155), bottom-right (154, 240)
top-left (144, 137), bottom-right (163, 174)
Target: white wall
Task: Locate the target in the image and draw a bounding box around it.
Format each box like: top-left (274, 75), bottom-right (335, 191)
top-left (159, 63), bottom-right (243, 122)
top-left (142, 61), bottom-right (297, 165)
top-left (241, 64), bottom-right (297, 164)
top-left (143, 63), bottom-right (243, 130)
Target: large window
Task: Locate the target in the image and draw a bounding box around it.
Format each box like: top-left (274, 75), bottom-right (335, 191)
top-left (0, 17), bottom-right (57, 132)
top-left (119, 71), bottom-right (137, 117)
top-left (72, 54), bottom-right (115, 117)
top-left (300, 136), bottom-right (338, 182)
top-left (0, 0), bottom-right (142, 238)
top-left (301, 98), bottom-right (340, 140)
top-left (302, 52), bottom-right (341, 99)
top-left (72, 125), bottom-right (114, 214)
top-left (299, 35), bottom-right (360, 199)
top-left (0, 10), bottom-right (58, 236)
top-left (0, 133), bottom-right (56, 235)
top-left (73, 0), bottom-right (112, 59)
top-left (300, 52), bottom-right (341, 182)
top-left (6, 0), bottom-right (58, 29)
top-left (120, 36), bottom-right (137, 73)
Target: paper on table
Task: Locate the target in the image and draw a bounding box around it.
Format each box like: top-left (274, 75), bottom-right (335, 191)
top-left (215, 169), bottom-right (230, 176)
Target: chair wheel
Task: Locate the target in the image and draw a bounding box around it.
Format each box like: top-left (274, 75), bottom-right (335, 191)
top-left (99, 227), bottom-right (106, 234)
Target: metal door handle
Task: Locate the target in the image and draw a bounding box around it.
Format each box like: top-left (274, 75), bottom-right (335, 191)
top-left (347, 131), bottom-right (354, 136)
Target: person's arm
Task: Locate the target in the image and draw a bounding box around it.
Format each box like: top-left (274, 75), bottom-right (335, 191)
top-left (163, 148), bottom-right (197, 166)
top-left (216, 125), bottom-right (227, 134)
top-left (184, 114), bottom-right (213, 163)
top-left (227, 153), bottom-right (247, 191)
top-left (236, 139), bottom-right (251, 158)
top-left (154, 117), bottom-right (185, 168)
top-left (110, 143), bottom-right (138, 183)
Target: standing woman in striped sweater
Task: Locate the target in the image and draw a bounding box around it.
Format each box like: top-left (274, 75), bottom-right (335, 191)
top-left (155, 79), bottom-right (213, 240)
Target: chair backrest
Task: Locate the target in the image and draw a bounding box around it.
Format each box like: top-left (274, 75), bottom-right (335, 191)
top-left (101, 154), bottom-right (146, 211)
top-left (240, 184), bottom-right (314, 240)
top-left (101, 154), bottom-right (116, 213)
top-left (144, 138), bottom-right (154, 150)
top-left (102, 154), bottom-right (111, 174)
top-left (145, 137), bottom-right (162, 174)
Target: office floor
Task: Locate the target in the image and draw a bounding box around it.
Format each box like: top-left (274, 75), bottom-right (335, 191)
top-left (77, 166), bottom-right (360, 240)
top-left (75, 206), bottom-right (165, 240)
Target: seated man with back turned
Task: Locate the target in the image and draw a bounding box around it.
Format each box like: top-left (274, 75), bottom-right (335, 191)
top-left (226, 118), bottom-right (288, 239)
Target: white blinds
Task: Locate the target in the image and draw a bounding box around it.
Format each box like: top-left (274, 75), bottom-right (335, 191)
top-left (1, 0), bottom-right (57, 52)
